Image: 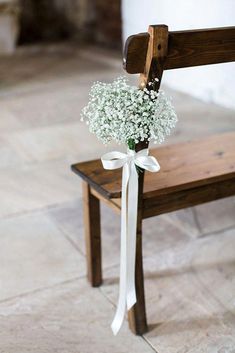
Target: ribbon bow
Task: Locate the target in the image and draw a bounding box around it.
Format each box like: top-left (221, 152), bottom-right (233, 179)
top-left (101, 148), bottom-right (160, 335)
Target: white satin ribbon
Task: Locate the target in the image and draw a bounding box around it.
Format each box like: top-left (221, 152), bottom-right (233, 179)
top-left (101, 148), bottom-right (160, 335)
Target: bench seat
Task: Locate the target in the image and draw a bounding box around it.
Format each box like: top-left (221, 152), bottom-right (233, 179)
top-left (72, 132), bottom-right (235, 212)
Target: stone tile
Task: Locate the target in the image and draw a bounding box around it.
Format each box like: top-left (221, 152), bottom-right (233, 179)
top-left (0, 211), bottom-right (86, 301)
top-left (0, 47), bottom-right (122, 98)
top-left (0, 159), bottom-right (80, 219)
top-left (162, 208), bottom-right (200, 239)
top-left (188, 228), bottom-right (235, 313)
top-left (0, 78), bottom-right (101, 131)
top-left (0, 279), bottom-right (154, 353)
top-left (4, 121), bottom-right (120, 165)
top-left (0, 135), bottom-right (30, 169)
top-left (100, 228), bottom-right (235, 353)
top-left (194, 197), bottom-right (235, 235)
top-left (48, 200), bottom-right (121, 268)
top-left (143, 215), bottom-right (192, 257)
top-left (48, 200), bottom-right (192, 269)
top-left (0, 53), bottom-right (123, 136)
top-left (144, 228), bottom-right (235, 353)
top-left (0, 105), bottom-right (22, 132)
top-left (145, 281), bottom-right (235, 353)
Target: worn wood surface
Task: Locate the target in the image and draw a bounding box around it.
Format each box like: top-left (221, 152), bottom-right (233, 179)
top-left (139, 25), bottom-right (168, 88)
top-left (72, 132), bottom-right (235, 200)
top-left (143, 177), bottom-right (235, 218)
top-left (82, 182), bottom-right (102, 287)
top-left (124, 26), bottom-right (235, 74)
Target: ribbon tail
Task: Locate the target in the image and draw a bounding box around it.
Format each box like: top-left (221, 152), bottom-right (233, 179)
top-left (126, 162), bottom-right (138, 310)
top-left (103, 148), bottom-right (160, 335)
top-left (111, 163), bottom-right (129, 335)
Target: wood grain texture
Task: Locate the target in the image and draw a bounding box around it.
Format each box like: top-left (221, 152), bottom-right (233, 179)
top-left (82, 182), bottom-right (102, 287)
top-left (124, 26), bottom-right (235, 74)
top-left (166, 27), bottom-right (235, 70)
top-left (143, 177), bottom-right (235, 218)
top-left (123, 32), bottom-right (149, 75)
top-left (72, 132), bottom-right (235, 200)
top-left (139, 25), bottom-right (168, 88)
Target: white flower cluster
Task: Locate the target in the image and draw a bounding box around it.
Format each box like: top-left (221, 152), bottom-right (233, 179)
top-left (81, 77), bottom-right (177, 146)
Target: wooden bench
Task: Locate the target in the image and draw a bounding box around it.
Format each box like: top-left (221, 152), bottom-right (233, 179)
top-left (72, 25), bottom-right (235, 335)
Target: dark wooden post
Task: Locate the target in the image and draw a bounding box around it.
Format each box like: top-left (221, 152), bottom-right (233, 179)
top-left (82, 181), bottom-right (102, 287)
top-left (127, 24), bottom-right (168, 335)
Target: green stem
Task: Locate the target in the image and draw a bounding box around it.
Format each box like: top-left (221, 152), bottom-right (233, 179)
top-left (127, 138), bottom-right (135, 150)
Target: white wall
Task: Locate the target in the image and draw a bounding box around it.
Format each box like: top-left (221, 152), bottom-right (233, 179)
top-left (122, 0), bottom-right (235, 109)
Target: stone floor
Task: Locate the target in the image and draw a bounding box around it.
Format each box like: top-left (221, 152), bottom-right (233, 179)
top-left (0, 44), bottom-right (235, 353)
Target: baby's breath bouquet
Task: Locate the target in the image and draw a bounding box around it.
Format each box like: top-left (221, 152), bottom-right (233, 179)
top-left (81, 76), bottom-right (177, 150)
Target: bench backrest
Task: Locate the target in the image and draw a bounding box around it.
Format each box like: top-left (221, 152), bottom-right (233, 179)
top-left (123, 25), bottom-right (235, 199)
top-left (124, 25), bottom-right (235, 78)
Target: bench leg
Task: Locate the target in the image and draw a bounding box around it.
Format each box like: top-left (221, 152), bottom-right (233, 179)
top-left (82, 182), bottom-right (102, 287)
top-left (128, 216), bottom-right (148, 335)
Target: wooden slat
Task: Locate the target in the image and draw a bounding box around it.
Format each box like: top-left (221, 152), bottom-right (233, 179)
top-left (124, 26), bottom-right (235, 74)
top-left (124, 33), bottom-right (149, 75)
top-left (143, 177), bottom-right (235, 218)
top-left (166, 27), bottom-right (235, 69)
top-left (79, 175), bottom-right (235, 219)
top-left (71, 132), bottom-right (235, 200)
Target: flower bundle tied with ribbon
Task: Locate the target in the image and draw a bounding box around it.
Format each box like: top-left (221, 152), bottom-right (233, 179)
top-left (101, 148), bottom-right (160, 334)
top-left (81, 77), bottom-right (177, 334)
